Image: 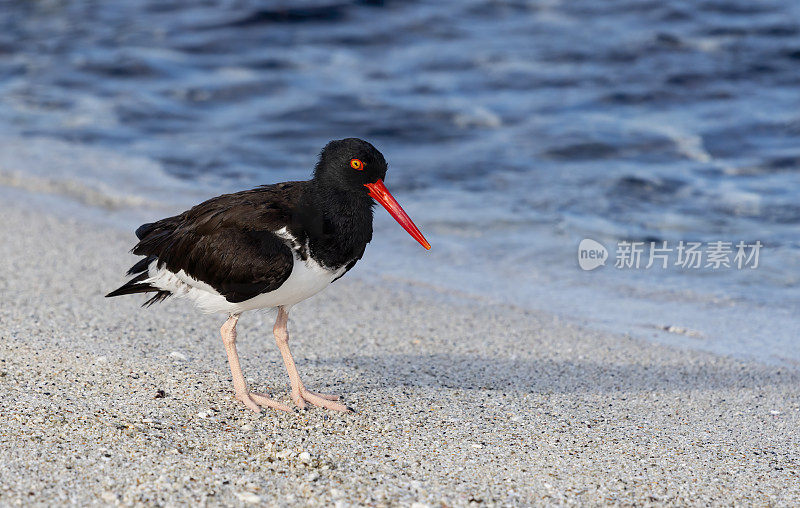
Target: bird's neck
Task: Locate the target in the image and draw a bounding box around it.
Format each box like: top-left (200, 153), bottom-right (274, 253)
top-left (298, 182), bottom-right (374, 268)
top-left (307, 180), bottom-right (374, 218)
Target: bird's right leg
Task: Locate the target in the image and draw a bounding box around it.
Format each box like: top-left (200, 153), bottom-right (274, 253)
top-left (221, 313), bottom-right (291, 413)
top-left (273, 306), bottom-right (350, 411)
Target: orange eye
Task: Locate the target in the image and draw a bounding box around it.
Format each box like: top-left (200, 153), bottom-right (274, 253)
top-left (350, 158), bottom-right (364, 170)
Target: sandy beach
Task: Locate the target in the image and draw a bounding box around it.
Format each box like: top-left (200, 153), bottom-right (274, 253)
top-left (1, 200), bottom-right (798, 506)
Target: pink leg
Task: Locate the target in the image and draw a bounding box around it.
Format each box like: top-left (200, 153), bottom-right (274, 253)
top-left (274, 307), bottom-right (350, 412)
top-left (221, 314), bottom-right (291, 413)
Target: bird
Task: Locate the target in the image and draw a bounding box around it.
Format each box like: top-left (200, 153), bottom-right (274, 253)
top-left (107, 138), bottom-right (430, 413)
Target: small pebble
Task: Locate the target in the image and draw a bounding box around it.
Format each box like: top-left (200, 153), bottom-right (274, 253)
top-left (299, 451), bottom-right (312, 463)
top-left (276, 449), bottom-right (294, 459)
top-left (100, 492), bottom-right (117, 502)
top-left (235, 492), bottom-right (261, 504)
top-left (169, 351), bottom-right (187, 361)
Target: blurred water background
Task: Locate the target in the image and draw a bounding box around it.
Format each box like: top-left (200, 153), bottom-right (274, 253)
top-left (0, 0), bottom-right (798, 362)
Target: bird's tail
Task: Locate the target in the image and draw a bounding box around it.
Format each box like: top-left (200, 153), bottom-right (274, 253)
top-left (105, 255), bottom-right (171, 306)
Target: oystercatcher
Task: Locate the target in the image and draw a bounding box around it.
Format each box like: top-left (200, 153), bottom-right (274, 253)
top-left (107, 138), bottom-right (430, 412)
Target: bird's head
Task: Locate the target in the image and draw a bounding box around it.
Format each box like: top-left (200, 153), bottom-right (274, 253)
top-left (313, 138), bottom-right (430, 250)
top-left (314, 138), bottom-right (388, 190)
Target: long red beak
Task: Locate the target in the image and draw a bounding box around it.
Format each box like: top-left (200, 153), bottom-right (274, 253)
top-left (364, 179), bottom-right (431, 250)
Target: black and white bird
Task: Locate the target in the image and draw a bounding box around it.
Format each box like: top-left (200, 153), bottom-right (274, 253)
top-left (107, 138), bottom-right (430, 412)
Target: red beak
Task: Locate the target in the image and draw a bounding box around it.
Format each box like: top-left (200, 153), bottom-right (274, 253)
top-left (364, 179), bottom-right (431, 250)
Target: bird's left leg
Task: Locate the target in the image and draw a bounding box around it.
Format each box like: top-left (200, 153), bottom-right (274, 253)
top-left (221, 313), bottom-right (291, 413)
top-left (273, 306), bottom-right (350, 411)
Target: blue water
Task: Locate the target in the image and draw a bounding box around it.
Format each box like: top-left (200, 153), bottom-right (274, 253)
top-left (0, 1), bottom-right (798, 363)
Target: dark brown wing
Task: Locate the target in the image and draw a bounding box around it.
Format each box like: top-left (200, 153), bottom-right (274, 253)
top-left (130, 182), bottom-right (304, 303)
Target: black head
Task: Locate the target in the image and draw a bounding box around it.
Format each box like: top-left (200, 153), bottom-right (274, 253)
top-left (310, 137), bottom-right (431, 249)
top-left (312, 138), bottom-right (388, 193)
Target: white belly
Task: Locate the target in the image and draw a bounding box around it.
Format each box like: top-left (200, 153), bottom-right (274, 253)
top-left (146, 256), bottom-right (345, 315)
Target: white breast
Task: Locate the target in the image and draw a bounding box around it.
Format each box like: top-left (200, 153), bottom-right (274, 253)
top-left (145, 229), bottom-right (345, 315)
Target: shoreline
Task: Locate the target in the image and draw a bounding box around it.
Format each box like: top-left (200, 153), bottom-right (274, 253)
top-left (0, 134), bottom-right (797, 367)
top-left (1, 198), bottom-right (799, 505)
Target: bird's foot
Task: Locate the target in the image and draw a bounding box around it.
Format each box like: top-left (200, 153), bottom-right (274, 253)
top-left (291, 387), bottom-right (350, 412)
top-left (236, 392), bottom-right (292, 413)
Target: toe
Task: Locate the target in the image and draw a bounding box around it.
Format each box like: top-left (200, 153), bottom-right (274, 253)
top-left (291, 391), bottom-right (307, 410)
top-left (306, 390), bottom-right (340, 401)
top-left (236, 394), bottom-right (262, 413)
top-left (301, 389), bottom-right (351, 412)
top-left (251, 393), bottom-right (292, 412)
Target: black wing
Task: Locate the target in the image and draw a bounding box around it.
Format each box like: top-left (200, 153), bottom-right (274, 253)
top-left (108, 182), bottom-right (304, 304)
